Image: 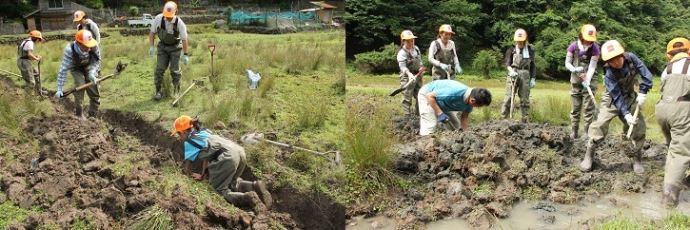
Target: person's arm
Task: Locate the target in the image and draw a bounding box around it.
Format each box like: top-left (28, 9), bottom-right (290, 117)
top-left (27, 49), bottom-right (40, 61)
top-left (504, 47), bottom-right (514, 71)
top-left (460, 112), bottom-right (469, 131)
top-left (183, 160), bottom-right (192, 175)
top-left (149, 16), bottom-right (158, 46)
top-left (178, 19), bottom-right (189, 54)
top-left (91, 21), bottom-right (101, 43)
top-left (584, 56), bottom-right (599, 82)
top-left (452, 41), bottom-right (460, 67)
top-left (565, 52), bottom-right (577, 72)
top-left (397, 49), bottom-right (409, 74)
top-left (199, 159), bottom-right (209, 180)
top-left (426, 92), bottom-right (444, 115)
top-left (629, 53), bottom-right (653, 94)
top-left (529, 46), bottom-right (536, 79)
top-left (604, 68), bottom-right (631, 116)
top-left (56, 45), bottom-right (73, 92)
top-left (428, 40), bottom-right (441, 67)
top-left (88, 48), bottom-right (101, 79)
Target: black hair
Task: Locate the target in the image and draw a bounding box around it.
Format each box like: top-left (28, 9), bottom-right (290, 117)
top-left (191, 117), bottom-right (203, 131)
top-left (470, 88), bottom-right (492, 106)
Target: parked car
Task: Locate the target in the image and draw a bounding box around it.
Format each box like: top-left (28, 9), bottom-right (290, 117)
top-left (127, 14), bottom-right (154, 28)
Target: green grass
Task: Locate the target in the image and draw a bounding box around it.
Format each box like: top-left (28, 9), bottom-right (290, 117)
top-left (0, 201), bottom-right (35, 229)
top-left (593, 211), bottom-right (690, 229)
top-left (127, 206), bottom-right (174, 230)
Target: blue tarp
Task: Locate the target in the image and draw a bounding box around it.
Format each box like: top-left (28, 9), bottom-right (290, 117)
top-left (228, 10), bottom-right (317, 24)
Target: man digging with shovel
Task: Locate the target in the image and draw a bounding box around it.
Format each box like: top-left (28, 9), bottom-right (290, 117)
top-left (55, 30), bottom-right (101, 120)
top-left (579, 40), bottom-right (653, 174)
top-left (172, 115), bottom-right (273, 212)
top-left (418, 80), bottom-right (492, 136)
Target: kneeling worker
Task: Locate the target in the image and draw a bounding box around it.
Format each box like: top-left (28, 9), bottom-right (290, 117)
top-left (172, 115), bottom-right (273, 211)
top-left (418, 79), bottom-right (492, 135)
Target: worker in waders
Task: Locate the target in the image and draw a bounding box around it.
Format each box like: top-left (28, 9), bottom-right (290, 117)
top-left (17, 30), bottom-right (44, 89)
top-left (657, 38), bottom-right (690, 208)
top-left (565, 24), bottom-right (601, 139)
top-left (397, 30), bottom-right (424, 117)
top-left (172, 115), bottom-right (273, 211)
top-left (500, 28), bottom-right (536, 122)
top-left (428, 24), bottom-right (463, 80)
top-left (149, 1), bottom-right (189, 100)
top-left (579, 40), bottom-right (652, 174)
top-left (73, 10), bottom-right (100, 44)
top-left (418, 80), bottom-right (492, 135)
top-left (55, 30), bottom-right (101, 120)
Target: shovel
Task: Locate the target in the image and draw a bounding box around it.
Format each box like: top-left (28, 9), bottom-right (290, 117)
top-left (35, 60), bottom-right (43, 96)
top-left (208, 44), bottom-right (216, 77)
top-left (509, 76), bottom-right (517, 119)
top-left (61, 61), bottom-right (127, 98)
top-left (0, 69), bottom-right (22, 79)
top-left (579, 73), bottom-right (597, 107)
top-left (626, 104), bottom-right (640, 143)
top-left (171, 79), bottom-right (205, 107)
top-left (240, 133), bottom-right (342, 167)
top-left (390, 67), bottom-right (426, 97)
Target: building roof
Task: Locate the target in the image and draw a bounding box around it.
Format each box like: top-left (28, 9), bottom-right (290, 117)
top-left (309, 1), bottom-right (336, 9)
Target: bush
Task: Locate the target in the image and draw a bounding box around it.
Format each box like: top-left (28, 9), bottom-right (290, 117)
top-left (353, 43), bottom-right (399, 74)
top-left (128, 6), bottom-right (139, 16)
top-left (472, 49), bottom-right (501, 79)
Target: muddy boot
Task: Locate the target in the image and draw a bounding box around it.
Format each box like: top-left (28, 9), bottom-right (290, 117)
top-left (75, 107), bottom-right (86, 121)
top-left (570, 124), bottom-right (579, 139)
top-left (580, 145), bottom-right (594, 172)
top-left (632, 155), bottom-right (645, 175)
top-left (253, 180), bottom-right (273, 209)
top-left (153, 91), bottom-right (162, 101)
top-left (225, 192), bottom-right (265, 212)
top-left (582, 123), bottom-right (591, 140)
top-left (173, 84), bottom-right (180, 98)
top-left (662, 183), bottom-right (681, 208)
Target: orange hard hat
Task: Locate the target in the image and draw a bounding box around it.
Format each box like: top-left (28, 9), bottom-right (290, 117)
top-left (162, 1), bottom-right (177, 18)
top-left (73, 10), bottom-right (86, 22)
top-left (172, 115), bottom-right (193, 135)
top-left (28, 30), bottom-right (44, 41)
top-left (75, 30), bottom-right (97, 48)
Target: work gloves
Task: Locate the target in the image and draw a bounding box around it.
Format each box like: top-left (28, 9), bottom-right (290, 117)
top-left (636, 93), bottom-right (647, 106)
top-left (440, 63), bottom-right (450, 72)
top-left (55, 88), bottom-right (63, 98)
top-left (149, 46), bottom-right (155, 57)
top-left (89, 74), bottom-right (98, 85)
top-left (624, 113), bottom-right (637, 126)
top-left (454, 64), bottom-right (463, 75)
top-left (572, 66), bottom-right (584, 73)
top-left (437, 113), bottom-right (450, 123)
top-left (182, 54), bottom-right (189, 65)
top-left (508, 69), bottom-right (518, 78)
top-left (529, 78), bottom-right (536, 88)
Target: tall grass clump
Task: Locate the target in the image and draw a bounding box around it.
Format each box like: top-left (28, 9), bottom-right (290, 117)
top-left (594, 214), bottom-right (646, 230)
top-left (292, 99), bottom-right (328, 132)
top-left (345, 101), bottom-right (394, 172)
top-left (529, 95), bottom-right (570, 125)
top-left (662, 211), bottom-right (690, 229)
top-left (127, 206), bottom-right (173, 230)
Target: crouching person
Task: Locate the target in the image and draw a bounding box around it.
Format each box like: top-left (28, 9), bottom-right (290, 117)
top-left (418, 80), bottom-right (492, 135)
top-left (172, 115), bottom-right (273, 211)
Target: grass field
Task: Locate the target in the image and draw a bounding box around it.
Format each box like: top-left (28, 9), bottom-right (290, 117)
top-left (0, 25), bottom-right (346, 228)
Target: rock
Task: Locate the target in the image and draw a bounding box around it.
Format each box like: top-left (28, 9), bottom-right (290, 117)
top-left (82, 161), bottom-right (102, 172)
top-left (213, 121), bottom-right (227, 130)
top-left (540, 214), bottom-right (556, 224)
top-left (98, 187), bottom-right (126, 219)
top-left (126, 193), bottom-right (157, 213)
top-left (447, 181), bottom-right (463, 196)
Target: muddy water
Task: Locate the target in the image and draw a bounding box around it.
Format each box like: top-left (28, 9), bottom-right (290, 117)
top-left (348, 191), bottom-right (690, 230)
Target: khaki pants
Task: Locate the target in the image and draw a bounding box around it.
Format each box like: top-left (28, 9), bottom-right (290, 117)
top-left (657, 102), bottom-right (690, 186)
top-left (418, 88), bottom-right (460, 135)
top-left (72, 69), bottom-right (100, 116)
top-left (501, 70), bottom-right (531, 118)
top-left (586, 93), bottom-right (645, 156)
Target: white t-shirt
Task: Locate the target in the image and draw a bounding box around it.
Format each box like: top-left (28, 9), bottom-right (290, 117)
top-left (150, 14), bottom-right (188, 41)
top-left (22, 40), bottom-right (34, 51)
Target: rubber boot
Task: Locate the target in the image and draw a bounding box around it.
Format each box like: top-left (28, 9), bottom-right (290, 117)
top-left (173, 83), bottom-right (180, 98)
top-left (583, 123), bottom-right (591, 140)
top-left (154, 91), bottom-right (162, 101)
top-left (225, 192), bottom-right (266, 212)
top-left (75, 106), bottom-right (86, 121)
top-left (632, 154), bottom-right (645, 174)
top-left (662, 183), bottom-right (681, 208)
top-left (253, 180), bottom-right (273, 209)
top-left (570, 124), bottom-right (579, 139)
top-left (580, 145), bottom-right (594, 172)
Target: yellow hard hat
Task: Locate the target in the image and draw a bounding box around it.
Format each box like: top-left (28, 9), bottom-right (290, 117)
top-left (73, 10), bottom-right (86, 22)
top-left (513, 29), bottom-right (527, 42)
top-left (400, 30), bottom-right (417, 40)
top-left (666, 37), bottom-right (690, 54)
top-left (580, 24), bottom-right (597, 42)
top-left (438, 24), bottom-right (455, 34)
top-left (601, 40), bottom-right (625, 61)
top-left (162, 1), bottom-right (178, 18)
top-left (28, 30), bottom-right (44, 41)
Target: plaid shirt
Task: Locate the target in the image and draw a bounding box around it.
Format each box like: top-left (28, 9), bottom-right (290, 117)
top-left (56, 42), bottom-right (100, 91)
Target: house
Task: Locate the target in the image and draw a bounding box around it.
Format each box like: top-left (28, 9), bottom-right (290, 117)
top-left (300, 1), bottom-right (336, 24)
top-left (23, 0), bottom-right (93, 31)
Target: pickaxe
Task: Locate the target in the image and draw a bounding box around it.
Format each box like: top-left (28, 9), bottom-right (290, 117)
top-left (60, 61), bottom-right (127, 98)
top-left (0, 69), bottom-right (22, 79)
top-left (171, 79), bottom-right (205, 107)
top-left (509, 76), bottom-right (517, 119)
top-left (240, 133), bottom-right (342, 167)
top-left (389, 66), bottom-right (427, 97)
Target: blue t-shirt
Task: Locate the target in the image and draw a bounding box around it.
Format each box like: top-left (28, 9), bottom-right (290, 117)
top-left (424, 80), bottom-right (473, 113)
top-left (184, 130), bottom-right (210, 161)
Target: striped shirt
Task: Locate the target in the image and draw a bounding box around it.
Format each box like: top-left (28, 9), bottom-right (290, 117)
top-left (56, 42), bottom-right (101, 91)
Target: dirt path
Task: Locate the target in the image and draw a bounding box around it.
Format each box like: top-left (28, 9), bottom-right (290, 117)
top-left (0, 76), bottom-right (344, 229)
top-left (388, 117), bottom-right (668, 228)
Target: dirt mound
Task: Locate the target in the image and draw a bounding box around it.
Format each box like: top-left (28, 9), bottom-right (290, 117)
top-left (393, 119), bottom-right (667, 227)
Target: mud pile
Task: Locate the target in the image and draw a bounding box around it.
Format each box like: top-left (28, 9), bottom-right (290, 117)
top-left (393, 119), bottom-right (667, 227)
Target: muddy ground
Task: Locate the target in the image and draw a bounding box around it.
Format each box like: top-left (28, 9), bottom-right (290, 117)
top-left (0, 76), bottom-right (344, 229)
top-left (388, 116), bottom-right (668, 228)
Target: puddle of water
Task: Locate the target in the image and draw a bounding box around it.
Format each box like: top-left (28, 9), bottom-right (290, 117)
top-left (348, 191), bottom-right (690, 230)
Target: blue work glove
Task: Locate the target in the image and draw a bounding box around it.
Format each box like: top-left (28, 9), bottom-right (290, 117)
top-left (89, 74), bottom-right (98, 84)
top-left (455, 64), bottom-right (463, 75)
top-left (529, 78), bottom-right (536, 88)
top-left (182, 54), bottom-right (189, 65)
top-left (573, 66), bottom-right (584, 73)
top-left (437, 113), bottom-right (449, 123)
top-left (439, 63), bottom-right (450, 72)
top-left (149, 46), bottom-right (155, 57)
top-left (55, 88), bottom-right (63, 98)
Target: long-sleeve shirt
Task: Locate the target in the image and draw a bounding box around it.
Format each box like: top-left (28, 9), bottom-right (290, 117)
top-left (504, 45), bottom-right (536, 79)
top-left (397, 45), bottom-right (421, 74)
top-left (78, 19), bottom-right (100, 43)
top-left (427, 39), bottom-right (459, 67)
top-left (603, 52), bottom-right (653, 116)
top-left (56, 42), bottom-right (101, 91)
